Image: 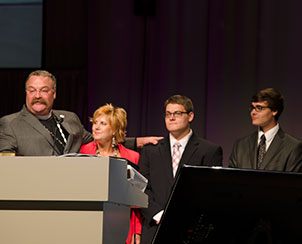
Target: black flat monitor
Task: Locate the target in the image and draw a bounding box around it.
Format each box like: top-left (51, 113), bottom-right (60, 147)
top-left (152, 166), bottom-right (302, 244)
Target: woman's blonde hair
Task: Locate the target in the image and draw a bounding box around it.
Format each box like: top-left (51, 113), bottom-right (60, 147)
top-left (90, 104), bottom-right (127, 144)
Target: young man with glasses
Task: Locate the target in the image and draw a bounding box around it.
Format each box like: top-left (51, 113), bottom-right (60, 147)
top-left (229, 88), bottom-right (302, 172)
top-left (138, 94), bottom-right (223, 244)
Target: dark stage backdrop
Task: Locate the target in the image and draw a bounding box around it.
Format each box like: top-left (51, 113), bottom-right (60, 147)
top-left (88, 0), bottom-right (302, 165)
top-left (2, 0), bottom-right (302, 165)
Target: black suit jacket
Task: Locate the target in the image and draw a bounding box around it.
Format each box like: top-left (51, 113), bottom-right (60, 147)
top-left (229, 128), bottom-right (302, 172)
top-left (139, 132), bottom-right (223, 243)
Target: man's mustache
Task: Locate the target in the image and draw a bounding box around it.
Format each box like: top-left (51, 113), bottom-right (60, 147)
top-left (31, 98), bottom-right (47, 105)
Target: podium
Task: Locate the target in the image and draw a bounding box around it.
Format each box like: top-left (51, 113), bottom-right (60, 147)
top-left (0, 156), bottom-right (148, 244)
top-left (153, 166), bottom-right (302, 244)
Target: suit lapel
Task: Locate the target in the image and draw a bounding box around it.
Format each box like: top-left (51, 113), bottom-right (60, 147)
top-left (173, 133), bottom-right (199, 178)
top-left (158, 137), bottom-right (174, 182)
top-left (260, 129), bottom-right (284, 169)
top-left (178, 133), bottom-right (198, 167)
top-left (20, 106), bottom-right (61, 154)
top-left (248, 132), bottom-right (258, 169)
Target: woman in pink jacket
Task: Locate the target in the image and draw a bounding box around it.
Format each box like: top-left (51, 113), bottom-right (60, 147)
top-left (80, 104), bottom-right (142, 244)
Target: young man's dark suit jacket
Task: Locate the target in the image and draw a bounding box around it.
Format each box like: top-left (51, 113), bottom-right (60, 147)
top-left (138, 132), bottom-right (223, 244)
top-left (229, 128), bottom-right (302, 172)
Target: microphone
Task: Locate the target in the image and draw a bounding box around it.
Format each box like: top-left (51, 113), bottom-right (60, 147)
top-left (54, 114), bottom-right (64, 124)
top-left (53, 114), bottom-right (67, 144)
top-left (59, 114), bottom-right (65, 123)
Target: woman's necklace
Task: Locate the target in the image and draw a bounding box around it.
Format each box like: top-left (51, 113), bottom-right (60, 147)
top-left (96, 145), bottom-right (118, 157)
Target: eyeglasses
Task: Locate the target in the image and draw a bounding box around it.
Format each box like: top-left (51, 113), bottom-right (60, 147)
top-left (249, 105), bottom-right (269, 112)
top-left (165, 111), bottom-right (189, 118)
top-left (26, 88), bottom-right (53, 95)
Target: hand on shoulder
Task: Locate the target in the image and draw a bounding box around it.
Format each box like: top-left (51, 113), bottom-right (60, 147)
top-left (136, 136), bottom-right (164, 148)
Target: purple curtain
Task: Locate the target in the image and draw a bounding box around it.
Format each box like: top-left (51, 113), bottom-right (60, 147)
top-left (88, 0), bottom-right (302, 165)
top-left (2, 0), bottom-right (302, 165)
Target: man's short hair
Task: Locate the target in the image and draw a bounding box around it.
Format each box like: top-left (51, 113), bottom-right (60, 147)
top-left (251, 88), bottom-right (284, 121)
top-left (25, 70), bottom-right (57, 91)
top-left (164, 94), bottom-right (194, 113)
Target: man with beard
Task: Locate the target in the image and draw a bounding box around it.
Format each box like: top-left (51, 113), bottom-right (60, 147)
top-left (0, 70), bottom-right (161, 156)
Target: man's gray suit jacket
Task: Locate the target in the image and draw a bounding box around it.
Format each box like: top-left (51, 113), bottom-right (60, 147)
top-left (0, 105), bottom-right (93, 156)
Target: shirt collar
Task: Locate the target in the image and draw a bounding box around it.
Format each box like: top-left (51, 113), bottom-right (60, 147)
top-left (35, 110), bottom-right (53, 120)
top-left (258, 123), bottom-right (279, 143)
top-left (169, 129), bottom-right (193, 149)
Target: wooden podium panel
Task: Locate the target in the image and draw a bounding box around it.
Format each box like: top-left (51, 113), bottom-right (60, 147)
top-left (0, 156), bottom-right (148, 244)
